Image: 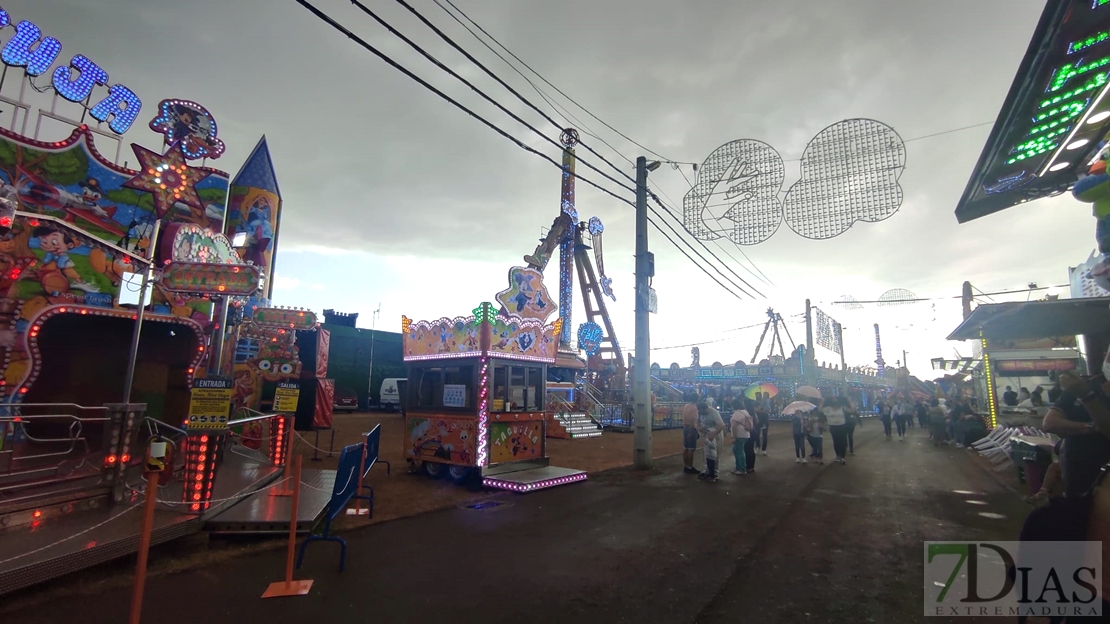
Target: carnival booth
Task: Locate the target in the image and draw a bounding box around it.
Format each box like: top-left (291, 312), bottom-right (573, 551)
top-left (403, 292), bottom-right (587, 492)
top-left (0, 5), bottom-right (340, 595)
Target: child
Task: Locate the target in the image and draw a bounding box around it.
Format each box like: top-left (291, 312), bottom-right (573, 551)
top-left (698, 399), bottom-right (725, 482)
top-left (792, 408), bottom-right (808, 464)
top-left (805, 411), bottom-right (824, 465)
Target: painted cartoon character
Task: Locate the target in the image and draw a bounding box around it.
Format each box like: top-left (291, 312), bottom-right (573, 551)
top-left (29, 226), bottom-right (99, 294)
top-left (1073, 132), bottom-right (1110, 254)
top-left (247, 333), bottom-right (301, 381)
top-left (241, 197), bottom-right (274, 269)
top-left (77, 178), bottom-right (102, 207)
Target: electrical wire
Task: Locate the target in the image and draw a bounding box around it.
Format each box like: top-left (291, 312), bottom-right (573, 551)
top-left (394, 0), bottom-right (770, 296)
top-left (436, 0), bottom-right (677, 163)
top-left (648, 194), bottom-right (762, 298)
top-left (649, 322), bottom-right (768, 350)
top-left (348, 0), bottom-right (636, 197)
top-left (424, 0), bottom-right (638, 169)
top-left (423, 0), bottom-right (774, 293)
top-left (299, 0), bottom-right (760, 302)
top-left (827, 283), bottom-right (1069, 305)
top-left (294, 0), bottom-right (632, 207)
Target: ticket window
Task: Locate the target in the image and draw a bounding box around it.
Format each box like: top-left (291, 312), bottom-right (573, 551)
top-left (491, 363), bottom-right (544, 412)
top-left (409, 364), bottom-right (475, 411)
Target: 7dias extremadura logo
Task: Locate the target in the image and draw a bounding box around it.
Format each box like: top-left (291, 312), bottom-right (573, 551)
top-left (924, 542), bottom-right (1102, 618)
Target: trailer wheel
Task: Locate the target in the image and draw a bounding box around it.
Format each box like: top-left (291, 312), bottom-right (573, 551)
top-left (423, 461), bottom-right (446, 479)
top-left (448, 465), bottom-right (473, 485)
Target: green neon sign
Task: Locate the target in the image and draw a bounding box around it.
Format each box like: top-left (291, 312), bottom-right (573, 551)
top-left (1069, 30), bottom-right (1110, 55)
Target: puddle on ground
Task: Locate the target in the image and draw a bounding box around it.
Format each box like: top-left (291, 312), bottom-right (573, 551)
top-left (965, 500), bottom-right (989, 506)
top-left (978, 512), bottom-right (1007, 519)
top-left (951, 490), bottom-right (983, 496)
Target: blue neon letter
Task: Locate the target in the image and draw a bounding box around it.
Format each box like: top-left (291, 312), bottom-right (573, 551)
top-left (89, 84), bottom-right (142, 134)
top-left (52, 55), bottom-right (108, 103)
top-left (2, 20), bottom-right (62, 77)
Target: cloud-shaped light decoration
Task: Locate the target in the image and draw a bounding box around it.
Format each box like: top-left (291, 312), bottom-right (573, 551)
top-left (682, 139), bottom-right (784, 246)
top-left (877, 288), bottom-right (917, 307)
top-left (783, 119), bottom-right (906, 240)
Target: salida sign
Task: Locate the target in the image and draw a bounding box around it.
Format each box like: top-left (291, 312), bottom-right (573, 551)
top-left (924, 541), bottom-right (1103, 618)
top-left (0, 7), bottom-right (142, 134)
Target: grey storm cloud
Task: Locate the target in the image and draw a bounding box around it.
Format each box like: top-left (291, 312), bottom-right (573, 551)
top-left (4, 0), bottom-right (1086, 302)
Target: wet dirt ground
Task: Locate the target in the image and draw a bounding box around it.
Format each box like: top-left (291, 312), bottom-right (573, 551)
top-left (5, 423), bottom-right (1031, 624)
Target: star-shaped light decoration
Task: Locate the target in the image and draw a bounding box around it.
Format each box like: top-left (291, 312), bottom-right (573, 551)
top-left (124, 142), bottom-right (211, 218)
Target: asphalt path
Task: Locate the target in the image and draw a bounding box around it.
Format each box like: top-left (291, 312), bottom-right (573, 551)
top-left (8, 423), bottom-right (1030, 624)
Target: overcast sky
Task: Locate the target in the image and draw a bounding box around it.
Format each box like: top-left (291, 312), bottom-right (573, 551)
top-left (7, 0), bottom-right (1089, 379)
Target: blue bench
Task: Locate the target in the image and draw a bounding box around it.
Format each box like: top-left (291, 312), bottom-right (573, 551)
top-left (355, 424), bottom-right (388, 518)
top-left (296, 442), bottom-right (364, 571)
top-left (296, 425), bottom-right (387, 571)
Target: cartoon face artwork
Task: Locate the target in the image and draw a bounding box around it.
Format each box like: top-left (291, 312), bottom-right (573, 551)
top-left (244, 326), bottom-right (301, 381)
top-left (149, 99), bottom-right (226, 161)
top-left (495, 266), bottom-right (557, 323)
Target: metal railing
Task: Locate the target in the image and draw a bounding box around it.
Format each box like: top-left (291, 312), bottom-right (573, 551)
top-left (0, 404), bottom-right (112, 485)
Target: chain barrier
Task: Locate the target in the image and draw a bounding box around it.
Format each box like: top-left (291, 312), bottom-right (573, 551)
top-left (0, 505), bottom-right (138, 567)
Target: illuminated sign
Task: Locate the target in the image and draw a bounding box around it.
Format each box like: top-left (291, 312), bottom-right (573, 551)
top-left (958, 0), bottom-right (1110, 224)
top-left (252, 306), bottom-right (316, 330)
top-left (161, 262), bottom-right (262, 296)
top-left (0, 8), bottom-right (142, 134)
top-left (995, 359), bottom-right (1078, 372)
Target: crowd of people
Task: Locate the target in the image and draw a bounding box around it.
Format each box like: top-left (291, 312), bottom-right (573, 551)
top-left (680, 390), bottom-right (865, 481)
top-left (678, 388), bottom-right (998, 481)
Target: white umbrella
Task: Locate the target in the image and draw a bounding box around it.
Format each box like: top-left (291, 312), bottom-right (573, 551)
top-left (781, 400), bottom-right (818, 415)
top-left (795, 385), bottom-right (822, 399)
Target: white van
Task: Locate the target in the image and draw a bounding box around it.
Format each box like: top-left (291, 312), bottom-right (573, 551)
top-left (380, 378), bottom-right (404, 412)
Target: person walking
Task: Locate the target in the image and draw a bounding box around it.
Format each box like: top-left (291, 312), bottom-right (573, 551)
top-left (756, 393), bottom-right (771, 456)
top-left (928, 398), bottom-right (947, 446)
top-left (892, 398), bottom-right (909, 440)
top-left (744, 398), bottom-right (759, 474)
top-left (878, 397), bottom-right (893, 440)
top-left (915, 400), bottom-right (928, 429)
top-left (681, 392), bottom-right (700, 474)
top-left (729, 399), bottom-right (753, 475)
top-left (805, 410), bottom-right (824, 464)
top-left (845, 398), bottom-right (859, 455)
top-left (792, 406), bottom-right (808, 464)
top-left (698, 399), bottom-right (725, 482)
top-left (823, 397), bottom-right (850, 464)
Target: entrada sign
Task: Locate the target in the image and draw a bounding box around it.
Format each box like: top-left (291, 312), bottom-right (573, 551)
top-left (0, 7), bottom-right (142, 134)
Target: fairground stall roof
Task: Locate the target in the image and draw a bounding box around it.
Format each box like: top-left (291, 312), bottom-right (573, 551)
top-left (955, 0), bottom-right (1110, 223)
top-left (948, 297), bottom-right (1110, 340)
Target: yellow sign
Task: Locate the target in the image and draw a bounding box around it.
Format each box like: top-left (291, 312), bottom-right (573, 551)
top-left (274, 381), bottom-right (301, 413)
top-left (187, 378), bottom-right (233, 430)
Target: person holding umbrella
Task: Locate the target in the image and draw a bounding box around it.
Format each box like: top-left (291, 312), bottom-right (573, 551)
top-left (783, 398), bottom-right (818, 464)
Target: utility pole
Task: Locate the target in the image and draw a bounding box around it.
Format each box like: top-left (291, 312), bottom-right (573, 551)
top-left (804, 299), bottom-right (815, 384)
top-left (366, 303), bottom-right (381, 410)
top-left (633, 157), bottom-right (657, 470)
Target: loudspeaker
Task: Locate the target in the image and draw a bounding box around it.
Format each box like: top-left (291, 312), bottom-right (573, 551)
top-left (295, 327), bottom-right (330, 379)
top-left (294, 378), bottom-right (335, 431)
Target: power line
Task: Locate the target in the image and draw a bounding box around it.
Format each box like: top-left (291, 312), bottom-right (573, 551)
top-left (649, 322), bottom-right (768, 351)
top-left (377, 0), bottom-right (764, 300)
top-left (427, 0), bottom-right (774, 293)
top-left (827, 283), bottom-right (1069, 305)
top-left (306, 0), bottom-right (765, 302)
top-left (293, 0), bottom-right (633, 208)
top-left (436, 0), bottom-right (676, 163)
top-left (648, 194), bottom-right (763, 298)
top-left (431, 0), bottom-right (638, 167)
top-left (348, 0), bottom-right (637, 198)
